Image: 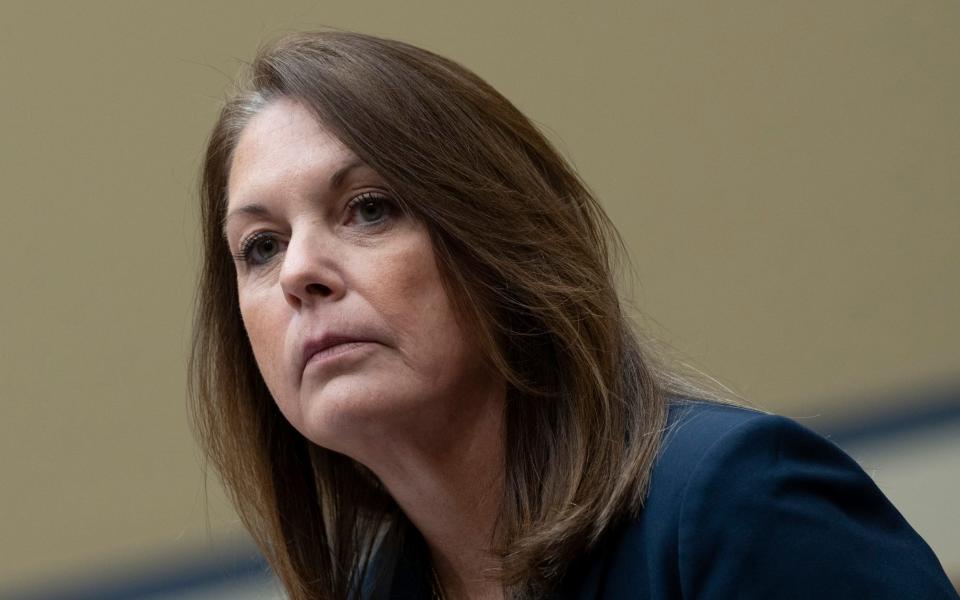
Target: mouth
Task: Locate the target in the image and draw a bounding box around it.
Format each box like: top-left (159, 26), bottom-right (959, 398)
top-left (307, 340), bottom-right (370, 363)
top-left (300, 335), bottom-right (377, 377)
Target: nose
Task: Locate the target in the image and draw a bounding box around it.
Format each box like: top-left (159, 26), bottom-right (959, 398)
top-left (278, 229), bottom-right (347, 309)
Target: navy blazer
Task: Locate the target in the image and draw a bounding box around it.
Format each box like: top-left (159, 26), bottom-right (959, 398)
top-left (374, 400), bottom-right (958, 598)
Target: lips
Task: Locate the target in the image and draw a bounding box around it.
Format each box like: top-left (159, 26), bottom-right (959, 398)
top-left (299, 333), bottom-right (376, 377)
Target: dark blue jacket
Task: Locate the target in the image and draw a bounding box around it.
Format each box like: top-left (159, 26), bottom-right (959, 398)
top-left (376, 400), bottom-right (958, 598)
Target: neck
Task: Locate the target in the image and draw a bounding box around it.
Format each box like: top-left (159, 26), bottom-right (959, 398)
top-left (355, 382), bottom-right (507, 600)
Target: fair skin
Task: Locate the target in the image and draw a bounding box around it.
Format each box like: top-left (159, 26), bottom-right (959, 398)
top-left (224, 97), bottom-right (506, 600)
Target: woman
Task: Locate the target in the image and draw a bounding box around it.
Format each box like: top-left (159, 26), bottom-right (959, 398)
top-left (190, 31), bottom-right (957, 599)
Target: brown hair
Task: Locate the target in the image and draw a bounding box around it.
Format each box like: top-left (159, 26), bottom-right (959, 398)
top-left (191, 30), bottom-right (697, 599)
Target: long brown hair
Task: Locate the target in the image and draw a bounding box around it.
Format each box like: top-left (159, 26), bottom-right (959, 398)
top-left (191, 30), bottom-right (698, 599)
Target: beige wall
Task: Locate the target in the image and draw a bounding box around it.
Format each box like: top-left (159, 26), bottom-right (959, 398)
top-left (1, 0), bottom-right (957, 588)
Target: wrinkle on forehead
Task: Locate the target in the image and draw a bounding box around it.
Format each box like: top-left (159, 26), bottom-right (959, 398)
top-left (225, 98), bottom-right (359, 213)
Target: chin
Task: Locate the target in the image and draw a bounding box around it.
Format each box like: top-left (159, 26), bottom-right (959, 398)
top-left (293, 379), bottom-right (423, 455)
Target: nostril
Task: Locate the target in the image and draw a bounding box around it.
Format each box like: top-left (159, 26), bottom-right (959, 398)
top-left (305, 282), bottom-right (332, 296)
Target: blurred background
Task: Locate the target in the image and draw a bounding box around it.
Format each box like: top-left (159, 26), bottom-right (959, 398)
top-left (1, 1), bottom-right (957, 597)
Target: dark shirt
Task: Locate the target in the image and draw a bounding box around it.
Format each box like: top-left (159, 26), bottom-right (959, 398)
top-left (372, 400), bottom-right (959, 599)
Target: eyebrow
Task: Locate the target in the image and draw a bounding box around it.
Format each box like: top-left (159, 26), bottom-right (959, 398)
top-left (329, 157), bottom-right (366, 190)
top-left (221, 157), bottom-right (368, 239)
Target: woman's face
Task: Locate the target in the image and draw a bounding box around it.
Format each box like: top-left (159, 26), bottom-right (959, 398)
top-left (224, 98), bottom-right (499, 458)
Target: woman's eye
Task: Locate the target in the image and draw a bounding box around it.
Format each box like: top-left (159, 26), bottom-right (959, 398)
top-left (349, 193), bottom-right (392, 225)
top-left (235, 233), bottom-right (282, 266)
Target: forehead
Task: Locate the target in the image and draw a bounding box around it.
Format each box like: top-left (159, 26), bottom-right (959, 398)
top-left (226, 98), bottom-right (354, 208)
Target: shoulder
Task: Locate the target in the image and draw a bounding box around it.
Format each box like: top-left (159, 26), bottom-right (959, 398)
top-left (650, 399), bottom-right (774, 491)
top-left (638, 399), bottom-right (802, 523)
top-left (560, 400), bottom-right (959, 599)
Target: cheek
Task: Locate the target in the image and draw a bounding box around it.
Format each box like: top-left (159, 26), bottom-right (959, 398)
top-left (371, 242), bottom-right (475, 376)
top-left (238, 290), bottom-right (292, 403)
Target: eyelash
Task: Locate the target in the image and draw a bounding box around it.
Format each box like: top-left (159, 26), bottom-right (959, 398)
top-left (232, 231), bottom-right (278, 265)
top-left (345, 191), bottom-right (394, 226)
top-left (231, 192), bottom-right (396, 266)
